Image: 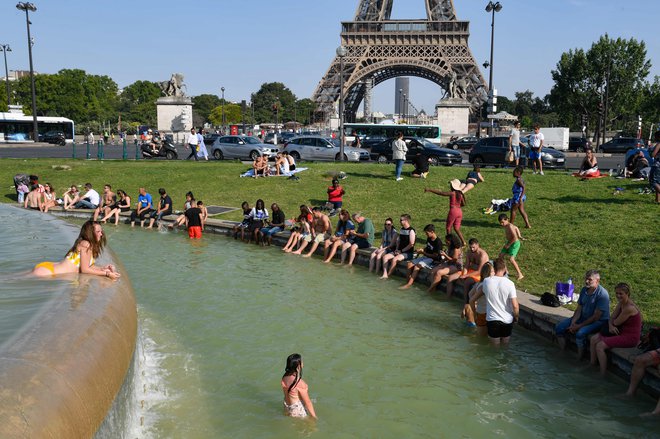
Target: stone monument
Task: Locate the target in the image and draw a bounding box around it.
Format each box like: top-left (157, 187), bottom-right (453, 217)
top-left (435, 69), bottom-right (471, 141)
top-left (156, 74), bottom-right (193, 138)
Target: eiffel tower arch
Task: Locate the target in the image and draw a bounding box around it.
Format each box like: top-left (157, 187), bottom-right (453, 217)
top-left (312, 0), bottom-right (488, 122)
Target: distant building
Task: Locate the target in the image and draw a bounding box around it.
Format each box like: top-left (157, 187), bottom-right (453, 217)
top-left (394, 77), bottom-right (409, 116)
top-left (0, 70), bottom-right (32, 81)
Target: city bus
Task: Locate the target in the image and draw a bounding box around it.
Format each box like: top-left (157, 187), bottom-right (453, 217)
top-left (0, 111), bottom-right (75, 143)
top-left (344, 123), bottom-right (442, 145)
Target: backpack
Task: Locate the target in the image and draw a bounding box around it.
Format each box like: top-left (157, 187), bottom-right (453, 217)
top-left (541, 292), bottom-right (560, 307)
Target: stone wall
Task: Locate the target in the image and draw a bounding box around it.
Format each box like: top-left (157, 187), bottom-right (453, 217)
top-left (0, 244), bottom-right (137, 438)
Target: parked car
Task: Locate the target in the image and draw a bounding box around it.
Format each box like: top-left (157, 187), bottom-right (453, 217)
top-left (203, 133), bottom-right (222, 145)
top-left (469, 136), bottom-right (566, 168)
top-left (39, 131), bottom-right (66, 146)
top-left (568, 136), bottom-right (590, 152)
top-left (359, 135), bottom-right (388, 149)
top-left (264, 132), bottom-right (296, 145)
top-left (282, 136), bottom-right (369, 162)
top-left (446, 135), bottom-right (479, 150)
top-left (210, 135), bottom-right (278, 161)
top-left (370, 137), bottom-right (463, 166)
top-left (599, 137), bottom-right (645, 154)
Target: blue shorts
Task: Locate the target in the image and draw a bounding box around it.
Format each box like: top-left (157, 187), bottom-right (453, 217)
top-left (529, 149), bottom-right (541, 160)
top-left (260, 226), bottom-right (282, 237)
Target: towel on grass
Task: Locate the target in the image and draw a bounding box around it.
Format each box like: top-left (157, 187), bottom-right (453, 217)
top-left (240, 167), bottom-right (308, 178)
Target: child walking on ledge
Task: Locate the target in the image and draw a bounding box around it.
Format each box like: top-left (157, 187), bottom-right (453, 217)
top-left (498, 213), bottom-right (524, 280)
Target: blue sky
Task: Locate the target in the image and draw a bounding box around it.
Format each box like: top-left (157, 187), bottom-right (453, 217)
top-left (2, 0), bottom-right (658, 115)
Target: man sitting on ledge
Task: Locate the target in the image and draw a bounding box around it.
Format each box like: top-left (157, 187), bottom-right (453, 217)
top-left (555, 269), bottom-right (610, 359)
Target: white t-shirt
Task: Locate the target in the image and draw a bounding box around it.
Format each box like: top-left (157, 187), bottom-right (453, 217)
top-left (529, 132), bottom-right (544, 149)
top-left (187, 133), bottom-right (199, 146)
top-left (482, 275), bottom-right (517, 324)
top-left (84, 189), bottom-right (100, 206)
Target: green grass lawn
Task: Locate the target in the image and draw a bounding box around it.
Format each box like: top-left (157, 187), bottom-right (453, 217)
top-left (2, 158), bottom-right (658, 325)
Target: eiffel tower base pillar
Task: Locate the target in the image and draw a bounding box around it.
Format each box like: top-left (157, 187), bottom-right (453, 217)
top-left (436, 97), bottom-right (471, 141)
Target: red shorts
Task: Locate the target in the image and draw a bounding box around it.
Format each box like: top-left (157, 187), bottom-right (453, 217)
top-left (446, 207), bottom-right (463, 230)
top-left (188, 226), bottom-right (202, 239)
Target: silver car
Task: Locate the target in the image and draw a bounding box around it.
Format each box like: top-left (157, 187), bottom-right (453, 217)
top-left (283, 136), bottom-right (369, 162)
top-left (210, 135), bottom-right (278, 161)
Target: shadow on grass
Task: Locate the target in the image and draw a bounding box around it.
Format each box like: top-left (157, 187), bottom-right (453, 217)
top-left (461, 218), bottom-right (500, 228)
top-left (343, 171), bottom-right (393, 180)
top-left (537, 195), bottom-right (641, 204)
top-left (4, 193), bottom-right (18, 202)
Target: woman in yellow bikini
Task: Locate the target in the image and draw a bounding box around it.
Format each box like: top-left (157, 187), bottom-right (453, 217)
top-left (32, 220), bottom-right (120, 279)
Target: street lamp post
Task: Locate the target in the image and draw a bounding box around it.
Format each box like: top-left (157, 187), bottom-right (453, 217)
top-left (336, 45), bottom-right (347, 161)
top-left (485, 1), bottom-right (502, 136)
top-left (1, 44), bottom-right (11, 108)
top-left (220, 86), bottom-right (225, 133)
top-left (16, 2), bottom-right (38, 141)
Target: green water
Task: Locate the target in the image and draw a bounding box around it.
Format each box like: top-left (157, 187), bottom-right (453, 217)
top-left (1, 207), bottom-right (654, 438)
top-left (0, 206), bottom-right (75, 350)
top-left (104, 226), bottom-right (656, 438)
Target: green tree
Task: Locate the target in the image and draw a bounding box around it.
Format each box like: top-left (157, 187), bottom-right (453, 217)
top-left (295, 98), bottom-right (316, 126)
top-left (640, 76), bottom-right (660, 137)
top-left (13, 69), bottom-right (119, 128)
top-left (118, 80), bottom-right (161, 127)
top-left (549, 35), bottom-right (651, 133)
top-left (251, 82), bottom-right (297, 124)
top-left (209, 103), bottom-right (242, 126)
top-left (192, 94), bottom-right (221, 126)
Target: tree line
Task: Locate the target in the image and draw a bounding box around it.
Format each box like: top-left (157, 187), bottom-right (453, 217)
top-left (0, 35), bottom-right (657, 138)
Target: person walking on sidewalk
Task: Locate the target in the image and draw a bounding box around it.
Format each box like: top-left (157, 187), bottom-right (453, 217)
top-left (186, 128), bottom-right (199, 161)
top-left (197, 128), bottom-right (209, 161)
top-left (392, 132), bottom-right (408, 181)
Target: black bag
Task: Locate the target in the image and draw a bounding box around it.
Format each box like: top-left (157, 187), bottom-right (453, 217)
top-left (639, 327), bottom-right (660, 352)
top-left (541, 292), bottom-right (560, 307)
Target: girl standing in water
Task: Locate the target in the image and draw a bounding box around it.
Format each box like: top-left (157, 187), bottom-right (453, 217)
top-left (281, 353), bottom-right (317, 419)
top-left (32, 220), bottom-right (120, 279)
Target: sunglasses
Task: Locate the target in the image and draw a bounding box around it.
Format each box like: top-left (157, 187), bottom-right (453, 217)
top-left (384, 223), bottom-right (392, 226)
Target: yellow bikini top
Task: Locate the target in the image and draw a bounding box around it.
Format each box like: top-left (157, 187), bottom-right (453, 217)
top-left (65, 251), bottom-right (95, 268)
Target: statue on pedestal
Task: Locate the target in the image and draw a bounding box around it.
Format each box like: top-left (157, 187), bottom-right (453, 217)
top-left (159, 73), bottom-right (186, 97)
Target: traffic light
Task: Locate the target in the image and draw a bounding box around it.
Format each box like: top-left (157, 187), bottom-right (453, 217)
top-left (598, 101), bottom-right (604, 118)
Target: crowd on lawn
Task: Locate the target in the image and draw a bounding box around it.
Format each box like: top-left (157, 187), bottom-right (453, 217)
top-left (14, 131), bottom-right (660, 417)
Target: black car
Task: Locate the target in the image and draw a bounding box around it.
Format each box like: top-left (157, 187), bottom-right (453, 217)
top-left (358, 135), bottom-right (388, 149)
top-left (568, 136), bottom-right (590, 152)
top-left (39, 131), bottom-right (66, 146)
top-left (446, 135), bottom-right (479, 150)
top-left (370, 137), bottom-right (462, 166)
top-left (599, 137), bottom-right (645, 154)
top-left (469, 136), bottom-right (566, 168)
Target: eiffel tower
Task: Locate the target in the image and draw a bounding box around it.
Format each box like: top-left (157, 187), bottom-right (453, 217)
top-left (312, 0), bottom-right (487, 122)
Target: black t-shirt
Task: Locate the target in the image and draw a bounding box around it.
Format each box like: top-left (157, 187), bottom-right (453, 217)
top-left (185, 207), bottom-right (202, 227)
top-left (160, 195), bottom-right (173, 214)
top-left (413, 154), bottom-right (429, 172)
top-left (271, 209), bottom-right (285, 226)
top-left (425, 236), bottom-right (443, 261)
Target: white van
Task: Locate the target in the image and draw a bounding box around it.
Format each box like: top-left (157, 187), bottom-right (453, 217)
top-left (540, 127), bottom-right (569, 151)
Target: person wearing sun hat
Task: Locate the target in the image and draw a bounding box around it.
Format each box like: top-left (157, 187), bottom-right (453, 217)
top-left (423, 179), bottom-right (466, 247)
